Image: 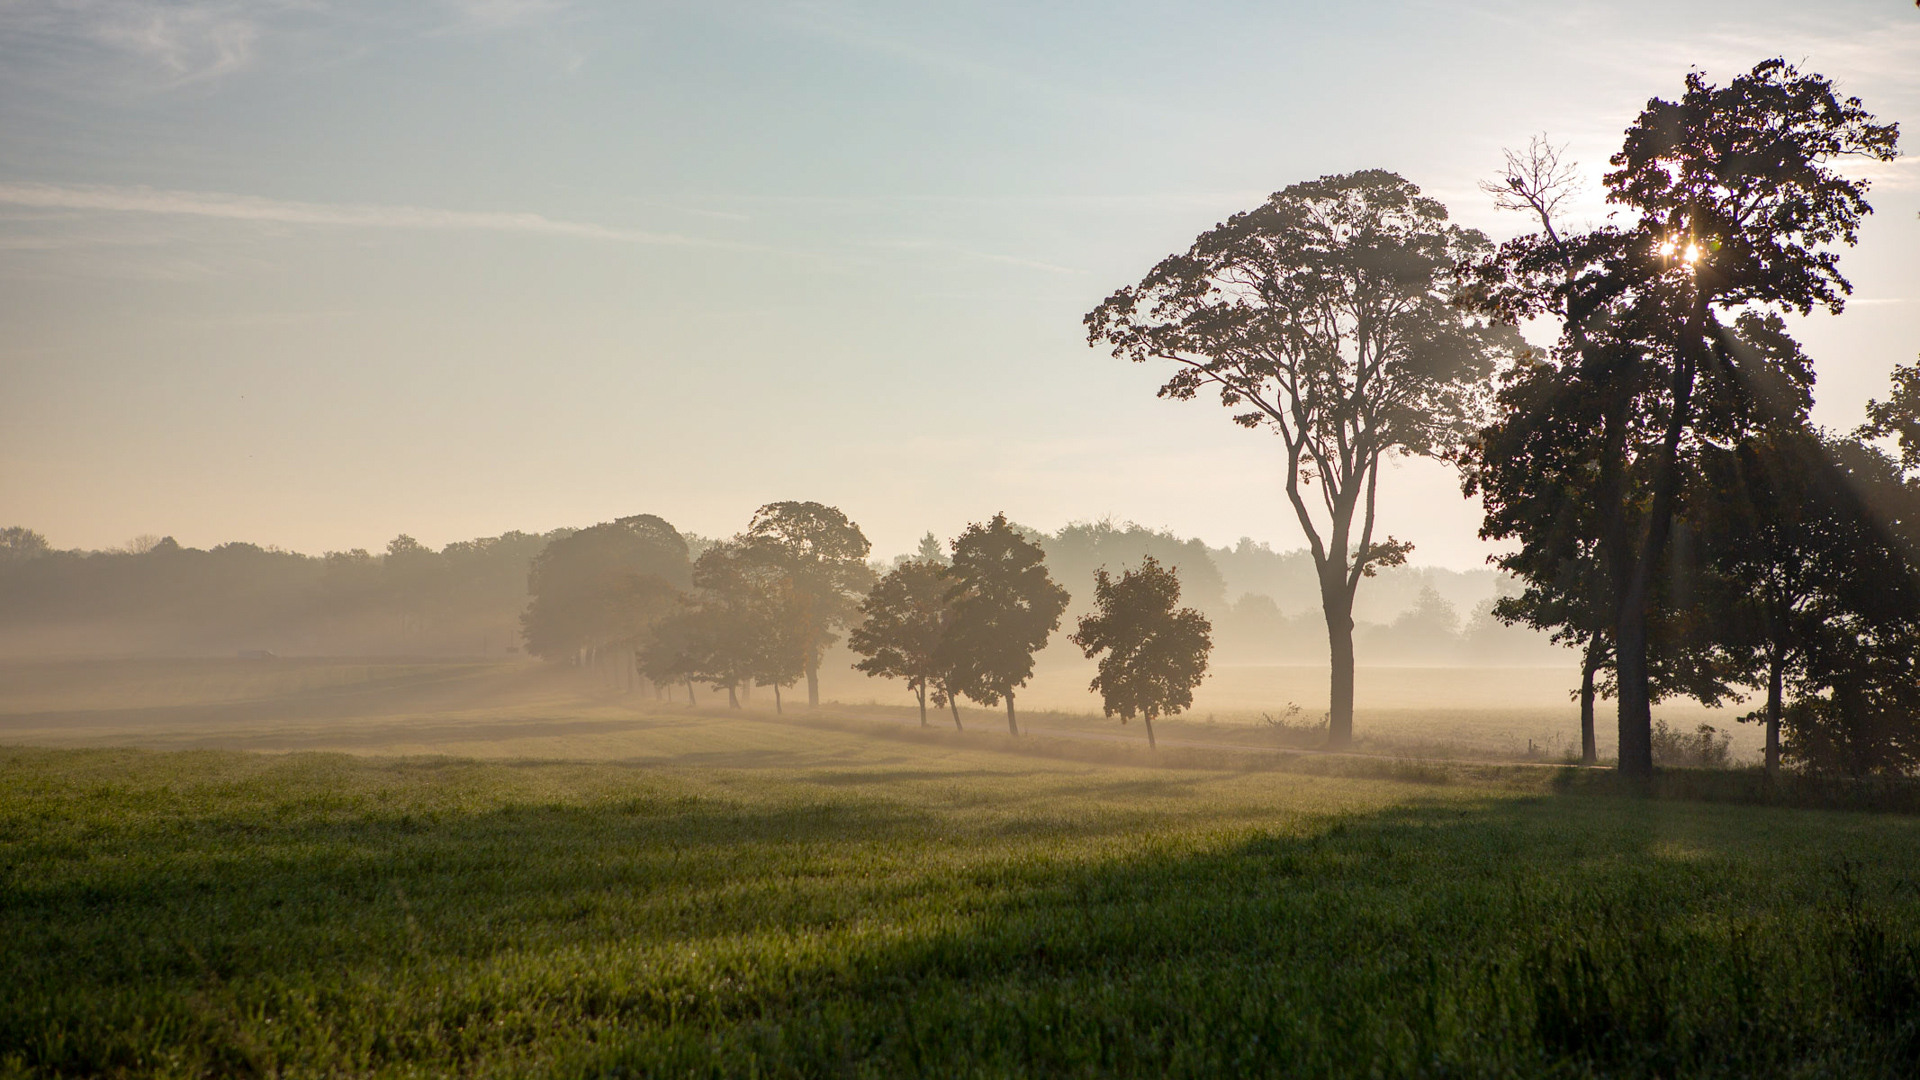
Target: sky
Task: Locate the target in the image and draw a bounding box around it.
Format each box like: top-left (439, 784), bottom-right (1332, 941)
top-left (1, 0), bottom-right (1915, 568)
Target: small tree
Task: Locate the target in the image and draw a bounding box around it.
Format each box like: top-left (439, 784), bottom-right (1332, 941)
top-left (848, 558), bottom-right (952, 727)
top-left (744, 501), bottom-right (875, 707)
top-left (1070, 557), bottom-right (1213, 750)
top-left (643, 540), bottom-right (803, 709)
top-left (941, 513), bottom-right (1070, 736)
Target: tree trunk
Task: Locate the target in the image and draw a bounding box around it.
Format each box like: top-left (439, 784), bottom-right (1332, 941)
top-left (1765, 652), bottom-right (1784, 779)
top-left (686, 678), bottom-right (697, 707)
top-left (1614, 590), bottom-right (1654, 778)
top-left (916, 684), bottom-right (928, 727)
top-left (774, 683), bottom-right (783, 715)
top-left (1615, 295), bottom-right (1704, 780)
top-left (1005, 691), bottom-right (1018, 736)
top-left (950, 693), bottom-right (963, 731)
top-left (806, 659), bottom-right (820, 708)
top-left (1323, 589), bottom-right (1356, 748)
top-left (727, 683), bottom-right (739, 709)
top-left (1580, 639), bottom-right (1601, 766)
top-left (1144, 713), bottom-right (1156, 750)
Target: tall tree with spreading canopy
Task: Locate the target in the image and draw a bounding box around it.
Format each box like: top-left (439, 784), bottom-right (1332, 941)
top-left (1070, 557), bottom-right (1213, 750)
top-left (848, 557), bottom-right (954, 727)
top-left (1462, 59), bottom-right (1898, 775)
top-left (941, 513), bottom-right (1070, 736)
top-left (1087, 170), bottom-right (1518, 746)
top-left (744, 501), bottom-right (875, 707)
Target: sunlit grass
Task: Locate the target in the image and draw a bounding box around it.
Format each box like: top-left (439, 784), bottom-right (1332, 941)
top-left (4, 728), bottom-right (1919, 1078)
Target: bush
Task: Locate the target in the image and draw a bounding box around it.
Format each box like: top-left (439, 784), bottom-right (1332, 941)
top-left (1651, 719), bottom-right (1732, 768)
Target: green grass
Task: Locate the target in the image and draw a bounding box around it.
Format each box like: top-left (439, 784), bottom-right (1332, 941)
top-left (5, 722), bottom-right (1920, 1079)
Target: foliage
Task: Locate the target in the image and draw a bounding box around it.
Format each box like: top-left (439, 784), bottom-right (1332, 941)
top-left (1070, 556), bottom-right (1212, 749)
top-left (847, 558), bottom-right (953, 727)
top-left (743, 502), bottom-right (875, 706)
top-left (0, 527), bottom-right (49, 561)
top-left (940, 513), bottom-right (1070, 735)
top-left (1691, 429), bottom-right (1920, 776)
top-left (1463, 59), bottom-right (1899, 776)
top-left (1087, 168), bottom-right (1522, 746)
top-left (521, 515), bottom-right (691, 661)
top-left (1648, 719), bottom-right (1734, 769)
top-left (641, 541), bottom-right (806, 708)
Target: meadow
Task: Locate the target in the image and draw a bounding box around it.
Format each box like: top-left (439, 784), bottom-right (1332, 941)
top-left (2, 660), bottom-right (1916, 1077)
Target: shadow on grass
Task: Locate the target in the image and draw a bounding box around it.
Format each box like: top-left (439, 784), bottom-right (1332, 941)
top-left (4, 754), bottom-right (1919, 1079)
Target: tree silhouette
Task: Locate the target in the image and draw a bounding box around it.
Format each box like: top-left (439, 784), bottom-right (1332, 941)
top-left (848, 558), bottom-right (953, 728)
top-left (644, 540), bottom-right (806, 710)
top-left (1462, 60), bottom-right (1897, 776)
top-left (1088, 169), bottom-right (1519, 746)
top-left (521, 514), bottom-right (691, 667)
top-left (0, 527), bottom-right (50, 561)
top-left (744, 502), bottom-right (875, 708)
top-left (1070, 557), bottom-right (1213, 750)
top-left (1694, 429), bottom-right (1920, 776)
top-left (941, 513), bottom-right (1070, 736)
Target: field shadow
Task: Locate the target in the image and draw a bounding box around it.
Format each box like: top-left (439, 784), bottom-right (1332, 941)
top-left (10, 756), bottom-right (1917, 1078)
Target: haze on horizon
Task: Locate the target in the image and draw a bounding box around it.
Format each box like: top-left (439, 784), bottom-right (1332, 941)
top-left (2, 0), bottom-right (1915, 569)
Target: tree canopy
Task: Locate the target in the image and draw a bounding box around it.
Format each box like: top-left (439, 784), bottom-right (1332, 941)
top-left (848, 557), bottom-right (954, 728)
top-left (1461, 59), bottom-right (1899, 776)
top-left (941, 513), bottom-right (1070, 736)
top-left (1070, 557), bottom-right (1213, 750)
top-left (743, 501), bottom-right (874, 708)
top-left (1087, 168), bottom-right (1521, 745)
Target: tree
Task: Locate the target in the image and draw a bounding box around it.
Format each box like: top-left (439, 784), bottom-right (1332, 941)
top-left (1695, 429), bottom-right (1920, 777)
top-left (1463, 60), bottom-right (1898, 776)
top-left (744, 501), bottom-right (875, 707)
top-left (848, 558), bottom-right (953, 727)
top-left (643, 540), bottom-right (807, 709)
top-left (522, 514), bottom-right (691, 666)
top-left (941, 513), bottom-right (1070, 736)
top-left (0, 527), bottom-right (50, 561)
top-left (1070, 557), bottom-right (1213, 749)
top-left (1087, 170), bottom-right (1519, 746)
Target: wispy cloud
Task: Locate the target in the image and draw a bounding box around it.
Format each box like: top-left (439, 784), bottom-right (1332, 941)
top-left (0, 0), bottom-right (291, 85)
top-left (0, 181), bottom-right (745, 246)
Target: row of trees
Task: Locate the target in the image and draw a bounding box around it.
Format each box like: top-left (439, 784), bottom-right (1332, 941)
top-left (1089, 57), bottom-right (1912, 776)
top-left (853, 526), bottom-right (1214, 745)
top-left (524, 504), bottom-right (1217, 745)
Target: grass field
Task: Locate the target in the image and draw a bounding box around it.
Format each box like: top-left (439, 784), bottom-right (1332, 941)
top-left (3, 661), bottom-right (1916, 1077)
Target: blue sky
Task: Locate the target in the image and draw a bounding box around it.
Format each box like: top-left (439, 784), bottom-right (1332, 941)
top-left (2, 0), bottom-right (1915, 567)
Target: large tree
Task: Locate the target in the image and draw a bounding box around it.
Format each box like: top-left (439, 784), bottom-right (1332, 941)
top-left (848, 558), bottom-right (954, 728)
top-left (1087, 170), bottom-right (1519, 746)
top-left (1463, 60), bottom-right (1898, 775)
top-left (744, 501), bottom-right (875, 708)
top-left (941, 513), bottom-right (1070, 736)
top-left (1070, 557), bottom-right (1213, 750)
top-left (521, 514), bottom-right (691, 667)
